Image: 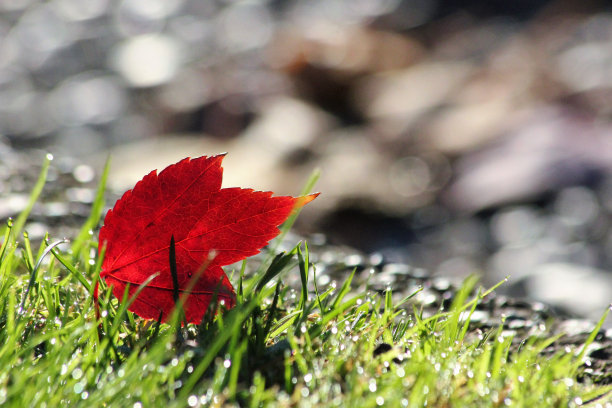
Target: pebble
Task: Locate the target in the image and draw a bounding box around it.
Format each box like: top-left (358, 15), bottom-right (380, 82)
top-left (367, 270), bottom-right (396, 291)
top-left (381, 263), bottom-right (412, 276)
top-left (431, 277), bottom-right (451, 292)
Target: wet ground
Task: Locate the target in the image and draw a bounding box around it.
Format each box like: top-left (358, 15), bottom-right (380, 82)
top-left (1, 0), bottom-right (612, 386)
top-left (1, 141), bottom-right (610, 386)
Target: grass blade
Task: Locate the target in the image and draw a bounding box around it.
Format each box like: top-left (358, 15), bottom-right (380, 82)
top-left (19, 238), bottom-right (69, 313)
top-left (71, 156), bottom-right (110, 256)
top-left (50, 246), bottom-right (92, 292)
top-left (274, 168), bottom-right (320, 247)
top-left (13, 154), bottom-right (52, 239)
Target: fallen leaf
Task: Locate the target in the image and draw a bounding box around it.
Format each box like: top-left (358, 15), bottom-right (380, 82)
top-left (97, 154), bottom-right (317, 324)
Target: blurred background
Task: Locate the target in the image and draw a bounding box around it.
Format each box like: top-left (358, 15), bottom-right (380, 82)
top-left (1, 0), bottom-right (612, 323)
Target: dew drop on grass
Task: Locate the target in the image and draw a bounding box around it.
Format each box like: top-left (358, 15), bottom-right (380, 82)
top-left (73, 381), bottom-right (84, 394)
top-left (401, 399), bottom-right (409, 407)
top-left (72, 368), bottom-right (83, 380)
top-left (304, 373), bottom-right (312, 383)
top-left (187, 395), bottom-right (198, 407)
top-left (187, 365), bottom-right (194, 373)
top-left (171, 358), bottom-right (179, 367)
top-left (396, 367), bottom-right (405, 378)
top-left (491, 391), bottom-right (499, 403)
top-left (477, 384), bottom-right (490, 396)
top-left (223, 359), bottom-right (231, 369)
top-left (133, 402), bottom-right (142, 408)
top-left (81, 392), bottom-right (89, 400)
top-left (202, 388), bottom-right (213, 403)
top-left (376, 397), bottom-right (385, 406)
top-left (368, 379), bottom-right (377, 392)
top-left (301, 387), bottom-right (309, 397)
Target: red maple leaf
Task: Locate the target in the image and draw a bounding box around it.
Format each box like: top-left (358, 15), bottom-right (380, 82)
top-left (97, 154), bottom-right (317, 324)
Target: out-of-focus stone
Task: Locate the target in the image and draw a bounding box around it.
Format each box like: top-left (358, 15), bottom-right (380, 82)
top-left (444, 107), bottom-right (612, 213)
top-left (312, 129), bottom-right (434, 214)
top-left (103, 135), bottom-right (229, 191)
top-left (241, 96), bottom-right (335, 156)
top-left (355, 61), bottom-right (474, 137)
top-left (156, 68), bottom-right (213, 113)
top-left (525, 262), bottom-right (612, 321)
top-left (418, 100), bottom-right (511, 154)
top-left (48, 73), bottom-right (127, 126)
top-left (268, 24), bottom-right (424, 75)
top-left (0, 194), bottom-right (29, 219)
top-left (110, 34), bottom-right (183, 88)
top-left (216, 1), bottom-right (274, 53)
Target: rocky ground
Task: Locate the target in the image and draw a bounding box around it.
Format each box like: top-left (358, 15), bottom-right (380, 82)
top-left (4, 0), bottom-right (612, 325)
top-left (2, 0), bottom-right (612, 390)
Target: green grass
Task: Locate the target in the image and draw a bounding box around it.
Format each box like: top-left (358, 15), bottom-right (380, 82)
top-left (0, 159), bottom-right (610, 407)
